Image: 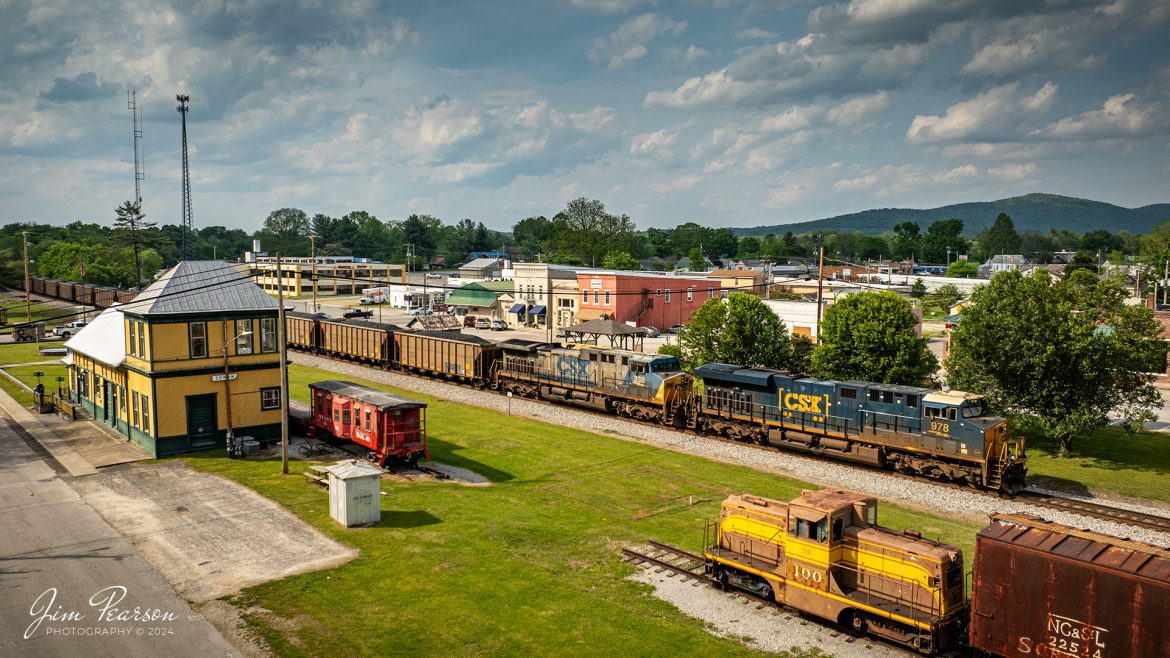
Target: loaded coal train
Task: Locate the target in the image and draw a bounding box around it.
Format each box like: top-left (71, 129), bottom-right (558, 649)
top-left (284, 312), bottom-right (1027, 493)
top-left (703, 489), bottom-right (1170, 656)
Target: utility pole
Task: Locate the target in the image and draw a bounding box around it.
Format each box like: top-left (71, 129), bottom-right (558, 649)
top-left (309, 235), bottom-right (318, 312)
top-left (21, 231), bottom-right (30, 322)
top-left (546, 265), bottom-right (553, 344)
top-left (277, 254), bottom-right (289, 475)
top-left (815, 245), bottom-right (825, 342)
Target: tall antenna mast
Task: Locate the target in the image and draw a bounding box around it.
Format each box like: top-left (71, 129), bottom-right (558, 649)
top-left (176, 93), bottom-right (193, 261)
top-left (128, 90), bottom-right (144, 206)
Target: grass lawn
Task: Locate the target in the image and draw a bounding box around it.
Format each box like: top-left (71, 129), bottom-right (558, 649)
top-left (165, 363), bottom-right (981, 657)
top-left (1023, 424), bottom-right (1170, 502)
top-left (0, 302), bottom-right (71, 332)
top-left (0, 343), bottom-right (69, 405)
top-left (0, 342), bottom-right (68, 366)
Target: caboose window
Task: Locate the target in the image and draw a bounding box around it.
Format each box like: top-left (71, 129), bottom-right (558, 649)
top-left (342, 410), bottom-right (351, 425)
top-left (261, 387), bottom-right (280, 410)
top-left (365, 410), bottom-right (371, 431)
top-left (334, 409), bottom-right (340, 422)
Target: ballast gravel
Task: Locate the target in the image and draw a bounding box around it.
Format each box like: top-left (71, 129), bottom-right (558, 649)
top-left (291, 353), bottom-right (1170, 656)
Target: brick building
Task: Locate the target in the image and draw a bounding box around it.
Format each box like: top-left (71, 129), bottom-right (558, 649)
top-left (574, 272), bottom-right (720, 330)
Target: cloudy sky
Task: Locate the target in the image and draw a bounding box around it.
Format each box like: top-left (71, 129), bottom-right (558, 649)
top-left (3, 0), bottom-right (1169, 233)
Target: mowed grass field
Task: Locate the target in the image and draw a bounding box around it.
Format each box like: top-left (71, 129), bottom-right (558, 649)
top-left (0, 343), bottom-right (69, 404)
top-left (167, 363), bottom-right (979, 658)
top-left (1023, 423), bottom-right (1170, 501)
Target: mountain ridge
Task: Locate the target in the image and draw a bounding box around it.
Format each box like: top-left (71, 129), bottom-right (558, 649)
top-left (734, 193), bottom-right (1170, 236)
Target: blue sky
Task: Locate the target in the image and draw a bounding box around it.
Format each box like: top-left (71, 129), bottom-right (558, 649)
top-left (2, 0), bottom-right (1168, 233)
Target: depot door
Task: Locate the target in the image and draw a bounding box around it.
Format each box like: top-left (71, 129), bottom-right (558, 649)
top-left (186, 394), bottom-right (218, 450)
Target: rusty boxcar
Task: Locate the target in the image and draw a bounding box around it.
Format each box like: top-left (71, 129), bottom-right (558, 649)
top-left (970, 513), bottom-right (1170, 658)
top-left (394, 330), bottom-right (498, 382)
top-left (319, 318), bottom-right (396, 363)
top-left (308, 380), bottom-right (427, 466)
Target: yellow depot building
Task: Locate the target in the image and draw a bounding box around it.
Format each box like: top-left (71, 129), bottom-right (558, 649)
top-left (63, 261), bottom-right (282, 456)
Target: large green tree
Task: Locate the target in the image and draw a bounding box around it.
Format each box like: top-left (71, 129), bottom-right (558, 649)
top-left (601, 250), bottom-right (640, 270)
top-left (678, 293), bottom-right (795, 371)
top-left (945, 269), bottom-right (1162, 454)
top-left (260, 207), bottom-right (310, 256)
top-left (812, 291), bottom-right (938, 385)
top-left (945, 260), bottom-right (979, 278)
top-left (977, 213), bottom-right (1021, 259)
top-left (921, 218), bottom-right (968, 263)
top-left (550, 198), bottom-right (637, 266)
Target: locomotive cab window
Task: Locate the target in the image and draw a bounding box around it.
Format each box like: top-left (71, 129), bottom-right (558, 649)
top-left (841, 388), bottom-right (856, 399)
top-left (947, 408), bottom-right (957, 421)
top-left (868, 390), bottom-right (880, 402)
top-left (906, 395), bottom-right (917, 408)
top-left (832, 517), bottom-right (843, 542)
top-left (882, 391), bottom-right (893, 404)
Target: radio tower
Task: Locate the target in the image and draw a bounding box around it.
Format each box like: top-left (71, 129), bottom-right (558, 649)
top-left (176, 94), bottom-right (193, 261)
top-left (128, 90), bottom-right (144, 206)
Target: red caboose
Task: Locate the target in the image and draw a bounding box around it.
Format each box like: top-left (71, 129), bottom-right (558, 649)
top-left (308, 380), bottom-right (428, 466)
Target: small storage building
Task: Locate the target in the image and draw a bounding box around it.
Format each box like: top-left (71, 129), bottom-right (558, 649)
top-left (325, 460), bottom-right (383, 527)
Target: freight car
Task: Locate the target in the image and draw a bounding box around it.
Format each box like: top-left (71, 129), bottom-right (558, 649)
top-left (694, 363), bottom-right (1026, 492)
top-left (970, 513), bottom-right (1170, 658)
top-left (704, 490), bottom-right (967, 654)
top-left (278, 314), bottom-right (1026, 493)
top-left (307, 380), bottom-right (428, 467)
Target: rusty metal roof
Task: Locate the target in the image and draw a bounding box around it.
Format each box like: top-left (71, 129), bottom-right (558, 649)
top-left (984, 513), bottom-right (1170, 582)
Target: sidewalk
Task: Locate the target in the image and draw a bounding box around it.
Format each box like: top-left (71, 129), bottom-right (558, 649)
top-left (0, 415), bottom-right (239, 657)
top-left (0, 389), bottom-right (150, 476)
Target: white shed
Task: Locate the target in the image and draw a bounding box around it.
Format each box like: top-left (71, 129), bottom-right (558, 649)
top-left (325, 460), bottom-right (383, 527)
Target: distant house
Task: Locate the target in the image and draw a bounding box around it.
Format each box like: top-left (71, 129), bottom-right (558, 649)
top-left (707, 269), bottom-right (766, 296)
top-left (459, 257), bottom-right (507, 280)
top-left (674, 256), bottom-right (716, 272)
top-left (461, 251), bottom-right (509, 266)
top-left (980, 255), bottom-right (1030, 277)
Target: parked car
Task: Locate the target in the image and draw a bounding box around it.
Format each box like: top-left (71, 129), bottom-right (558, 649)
top-left (425, 273), bottom-right (443, 279)
top-left (52, 321), bottom-right (87, 339)
top-left (474, 317), bottom-right (490, 329)
top-left (637, 326), bottom-right (660, 337)
top-left (462, 315), bottom-right (478, 327)
top-left (408, 307), bottom-right (430, 316)
top-left (668, 324), bottom-right (686, 334)
top-left (489, 319), bottom-right (507, 331)
top-left (343, 308), bottom-right (373, 319)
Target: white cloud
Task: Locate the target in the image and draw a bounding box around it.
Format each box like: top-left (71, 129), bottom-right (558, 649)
top-left (758, 104), bottom-right (821, 133)
top-left (1042, 93), bottom-right (1160, 140)
top-left (645, 34), bottom-right (929, 109)
top-left (906, 82), bottom-right (1057, 145)
top-left (570, 0), bottom-right (650, 14)
top-left (684, 44), bottom-right (711, 63)
top-left (934, 164), bottom-right (978, 183)
top-left (833, 173), bottom-right (878, 192)
top-left (629, 128), bottom-right (678, 156)
top-left (765, 181), bottom-right (813, 206)
top-left (588, 13), bottom-right (686, 71)
top-left (568, 106), bottom-right (616, 132)
top-left (393, 97), bottom-right (484, 160)
top-left (987, 162), bottom-right (1038, 181)
top-left (827, 91), bottom-right (889, 125)
top-left (736, 27), bottom-right (777, 40)
top-left (429, 161), bottom-right (497, 183)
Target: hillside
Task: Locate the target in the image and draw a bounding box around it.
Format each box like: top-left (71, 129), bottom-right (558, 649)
top-left (735, 194), bottom-right (1170, 236)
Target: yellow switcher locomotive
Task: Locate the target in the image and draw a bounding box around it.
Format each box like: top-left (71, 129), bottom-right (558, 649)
top-left (705, 490), bottom-right (967, 655)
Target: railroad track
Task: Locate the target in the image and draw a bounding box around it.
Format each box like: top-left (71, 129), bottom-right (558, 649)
top-left (1016, 491), bottom-right (1170, 533)
top-left (290, 351), bottom-right (1170, 537)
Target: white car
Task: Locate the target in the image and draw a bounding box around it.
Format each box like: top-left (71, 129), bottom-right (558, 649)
top-left (425, 273), bottom-right (443, 279)
top-left (359, 296), bottom-right (376, 305)
top-left (408, 307), bottom-right (430, 316)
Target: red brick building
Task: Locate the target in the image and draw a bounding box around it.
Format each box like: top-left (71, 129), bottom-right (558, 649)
top-left (574, 272), bottom-right (720, 330)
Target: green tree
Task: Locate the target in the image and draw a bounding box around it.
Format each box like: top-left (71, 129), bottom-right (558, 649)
top-left (812, 291), bottom-right (938, 385)
top-left (925, 284), bottom-right (962, 311)
top-left (260, 207), bottom-right (310, 256)
top-left (977, 212), bottom-right (1021, 259)
top-left (601, 251), bottom-right (640, 270)
top-left (111, 200), bottom-right (157, 287)
top-left (945, 269), bottom-right (1162, 454)
top-left (678, 293), bottom-right (793, 371)
top-left (921, 219), bottom-right (967, 263)
top-left (946, 260), bottom-right (979, 278)
top-left (910, 278), bottom-right (927, 298)
top-left (355, 217), bottom-right (392, 263)
top-left (1064, 251), bottom-right (1102, 277)
top-left (737, 236), bottom-right (761, 258)
top-left (687, 246), bottom-right (705, 272)
top-left (889, 221), bottom-right (921, 260)
top-left (402, 214), bottom-right (439, 265)
top-left (550, 198), bottom-right (637, 266)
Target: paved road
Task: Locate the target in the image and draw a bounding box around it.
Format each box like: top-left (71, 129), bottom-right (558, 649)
top-left (0, 419), bottom-right (238, 657)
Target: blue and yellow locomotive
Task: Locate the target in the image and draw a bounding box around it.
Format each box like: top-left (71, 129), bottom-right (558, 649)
top-left (496, 343), bottom-right (695, 424)
top-left (694, 363), bottom-right (1026, 492)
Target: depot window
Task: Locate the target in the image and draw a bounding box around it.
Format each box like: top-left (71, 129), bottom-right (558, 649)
top-left (260, 318), bottom-right (277, 353)
top-left (132, 391), bottom-right (139, 426)
top-left (141, 395), bottom-right (150, 432)
top-left (235, 319), bottom-right (253, 355)
top-left (604, 290), bottom-right (611, 305)
top-left (261, 387), bottom-right (280, 411)
top-left (189, 321), bottom-right (208, 358)
top-left (129, 321), bottom-right (137, 356)
top-left (582, 289), bottom-right (589, 304)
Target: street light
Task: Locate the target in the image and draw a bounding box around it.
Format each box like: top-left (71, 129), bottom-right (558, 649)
top-left (222, 327), bottom-right (253, 456)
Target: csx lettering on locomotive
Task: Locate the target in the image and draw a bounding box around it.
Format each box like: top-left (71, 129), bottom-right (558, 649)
top-left (781, 391), bottom-right (824, 414)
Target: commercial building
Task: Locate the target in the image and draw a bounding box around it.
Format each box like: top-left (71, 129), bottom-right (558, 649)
top-left (707, 269), bottom-right (766, 296)
top-left (64, 261), bottom-right (282, 457)
top-left (242, 256), bottom-right (404, 296)
top-left (445, 280), bottom-right (515, 320)
top-left (509, 263), bottom-right (580, 330)
top-left (575, 271), bottom-right (720, 330)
